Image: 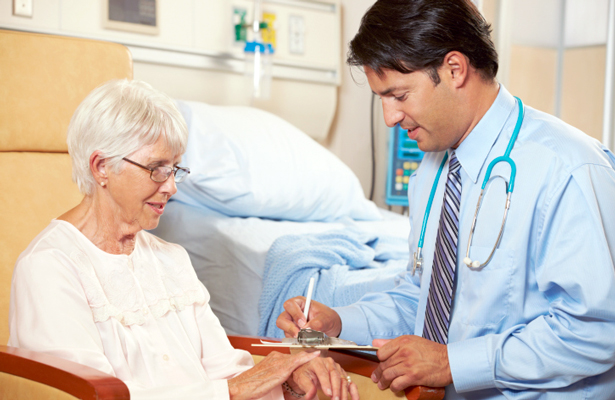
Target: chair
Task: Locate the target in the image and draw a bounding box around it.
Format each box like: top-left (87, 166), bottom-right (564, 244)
top-left (0, 28), bottom-right (133, 400)
top-left (0, 29), bottom-right (443, 400)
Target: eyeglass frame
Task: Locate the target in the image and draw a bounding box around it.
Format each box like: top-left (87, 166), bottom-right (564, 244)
top-left (122, 157), bottom-right (190, 183)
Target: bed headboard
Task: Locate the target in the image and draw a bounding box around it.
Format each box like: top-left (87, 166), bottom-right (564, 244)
top-left (0, 29), bottom-right (133, 344)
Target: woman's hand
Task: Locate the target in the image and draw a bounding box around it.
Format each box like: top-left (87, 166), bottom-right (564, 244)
top-left (228, 350), bottom-right (320, 400)
top-left (286, 356), bottom-right (360, 400)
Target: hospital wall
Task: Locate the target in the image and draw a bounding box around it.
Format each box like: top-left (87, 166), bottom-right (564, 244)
top-left (482, 0), bottom-right (609, 142)
top-left (509, 46), bottom-right (606, 142)
top-left (1, 0), bottom-right (610, 211)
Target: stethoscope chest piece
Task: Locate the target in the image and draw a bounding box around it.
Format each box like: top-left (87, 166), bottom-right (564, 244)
top-left (463, 257), bottom-right (482, 269)
top-left (412, 248), bottom-right (423, 275)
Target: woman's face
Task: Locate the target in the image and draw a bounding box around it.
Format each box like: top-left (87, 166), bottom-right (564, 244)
top-left (104, 136), bottom-right (181, 232)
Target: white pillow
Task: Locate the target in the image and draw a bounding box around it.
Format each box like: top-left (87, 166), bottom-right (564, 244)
top-left (173, 100), bottom-right (381, 222)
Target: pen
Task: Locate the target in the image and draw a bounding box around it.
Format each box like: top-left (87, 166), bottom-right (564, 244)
top-left (303, 277), bottom-right (315, 321)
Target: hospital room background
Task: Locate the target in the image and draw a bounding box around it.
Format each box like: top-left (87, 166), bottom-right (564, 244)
top-left (1, 0), bottom-right (614, 338)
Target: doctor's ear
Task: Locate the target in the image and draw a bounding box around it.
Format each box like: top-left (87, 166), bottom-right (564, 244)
top-left (441, 51), bottom-right (469, 88)
top-left (90, 151), bottom-right (108, 187)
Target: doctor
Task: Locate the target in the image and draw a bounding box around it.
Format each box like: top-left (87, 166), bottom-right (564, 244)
top-left (277, 0), bottom-right (615, 398)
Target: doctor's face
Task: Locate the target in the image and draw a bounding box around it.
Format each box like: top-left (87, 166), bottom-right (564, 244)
top-left (365, 66), bottom-right (464, 152)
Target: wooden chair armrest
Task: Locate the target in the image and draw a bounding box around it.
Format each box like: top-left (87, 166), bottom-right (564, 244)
top-left (227, 335), bottom-right (444, 400)
top-left (0, 345), bottom-right (129, 400)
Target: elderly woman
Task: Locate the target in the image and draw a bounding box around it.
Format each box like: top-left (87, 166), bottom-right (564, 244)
top-left (8, 79), bottom-right (359, 400)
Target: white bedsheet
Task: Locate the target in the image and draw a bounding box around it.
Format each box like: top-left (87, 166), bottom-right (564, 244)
top-left (150, 200), bottom-right (410, 336)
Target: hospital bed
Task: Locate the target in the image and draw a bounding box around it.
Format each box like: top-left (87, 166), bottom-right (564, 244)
top-left (0, 28), bottom-right (443, 400)
top-left (152, 197), bottom-right (411, 337)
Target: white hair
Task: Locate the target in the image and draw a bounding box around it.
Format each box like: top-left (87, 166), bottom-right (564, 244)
top-left (67, 79), bottom-right (188, 195)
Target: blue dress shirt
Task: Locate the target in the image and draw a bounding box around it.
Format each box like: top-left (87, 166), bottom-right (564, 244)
top-left (335, 85), bottom-right (615, 399)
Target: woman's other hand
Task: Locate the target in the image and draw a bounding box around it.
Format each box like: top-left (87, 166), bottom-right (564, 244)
top-left (277, 297), bottom-right (342, 339)
top-left (287, 356), bottom-right (360, 400)
top-left (228, 350), bottom-right (320, 400)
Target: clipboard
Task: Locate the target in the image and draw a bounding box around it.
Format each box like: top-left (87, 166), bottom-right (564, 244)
top-left (252, 339), bottom-right (379, 351)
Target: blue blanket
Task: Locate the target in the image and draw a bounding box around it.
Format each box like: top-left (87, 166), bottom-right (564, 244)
top-left (257, 229), bottom-right (410, 338)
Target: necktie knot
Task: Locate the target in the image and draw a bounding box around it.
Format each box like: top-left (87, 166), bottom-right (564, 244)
top-left (448, 151), bottom-right (461, 175)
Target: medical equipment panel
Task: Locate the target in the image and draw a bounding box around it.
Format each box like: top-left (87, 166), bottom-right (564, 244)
top-left (386, 125), bottom-right (424, 206)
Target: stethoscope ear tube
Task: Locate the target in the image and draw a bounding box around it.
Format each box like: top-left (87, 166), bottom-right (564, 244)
top-left (481, 156), bottom-right (516, 192)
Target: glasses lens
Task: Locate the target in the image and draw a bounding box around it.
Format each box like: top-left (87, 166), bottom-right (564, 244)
top-left (151, 166), bottom-right (173, 183)
top-left (174, 167), bottom-right (189, 183)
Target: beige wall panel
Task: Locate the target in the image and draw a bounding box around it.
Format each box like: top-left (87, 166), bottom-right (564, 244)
top-left (0, 0), bottom-right (60, 30)
top-left (561, 46), bottom-right (606, 141)
top-left (133, 61), bottom-right (337, 143)
top-left (508, 45), bottom-right (605, 141)
top-left (328, 0), bottom-right (378, 203)
top-left (264, 3), bottom-right (341, 68)
top-left (508, 45), bottom-right (557, 115)
top-left (194, 0), bottom-right (228, 53)
top-left (481, 0), bottom-right (499, 26)
top-left (60, 0), bottom-right (193, 47)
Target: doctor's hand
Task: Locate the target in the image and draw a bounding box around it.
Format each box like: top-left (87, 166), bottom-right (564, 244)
top-left (371, 336), bottom-right (453, 392)
top-left (276, 296), bottom-right (342, 338)
top-left (287, 356), bottom-right (360, 400)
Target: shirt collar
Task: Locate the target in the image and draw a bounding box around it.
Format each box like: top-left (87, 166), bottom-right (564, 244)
top-left (454, 84), bottom-right (517, 184)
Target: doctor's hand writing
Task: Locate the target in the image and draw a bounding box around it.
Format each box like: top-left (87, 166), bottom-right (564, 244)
top-left (371, 336), bottom-right (452, 392)
top-left (277, 297), bottom-right (342, 338)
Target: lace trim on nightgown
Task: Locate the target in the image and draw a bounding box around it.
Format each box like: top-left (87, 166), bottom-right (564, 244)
top-left (70, 234), bottom-right (207, 326)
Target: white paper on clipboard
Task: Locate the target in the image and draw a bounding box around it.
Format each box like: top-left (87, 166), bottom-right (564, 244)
top-left (252, 340), bottom-right (379, 351)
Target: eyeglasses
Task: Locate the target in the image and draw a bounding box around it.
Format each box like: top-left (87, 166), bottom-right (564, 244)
top-left (122, 158), bottom-right (190, 183)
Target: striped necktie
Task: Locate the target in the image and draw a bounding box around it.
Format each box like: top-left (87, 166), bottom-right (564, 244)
top-left (422, 151), bottom-right (462, 345)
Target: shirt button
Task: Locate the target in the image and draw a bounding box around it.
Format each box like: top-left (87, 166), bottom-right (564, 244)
top-left (163, 354), bottom-right (169, 361)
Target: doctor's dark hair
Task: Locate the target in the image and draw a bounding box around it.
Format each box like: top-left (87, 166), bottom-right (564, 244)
top-left (347, 0), bottom-right (498, 85)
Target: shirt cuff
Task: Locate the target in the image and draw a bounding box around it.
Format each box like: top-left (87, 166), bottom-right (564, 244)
top-left (448, 335), bottom-right (495, 393)
top-left (334, 304), bottom-right (372, 345)
top-left (213, 380), bottom-right (232, 399)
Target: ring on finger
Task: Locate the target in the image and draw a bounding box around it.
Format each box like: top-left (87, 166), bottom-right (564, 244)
top-left (345, 375), bottom-right (352, 386)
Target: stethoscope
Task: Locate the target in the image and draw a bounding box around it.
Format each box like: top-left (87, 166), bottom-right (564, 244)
top-left (411, 97), bottom-right (524, 276)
